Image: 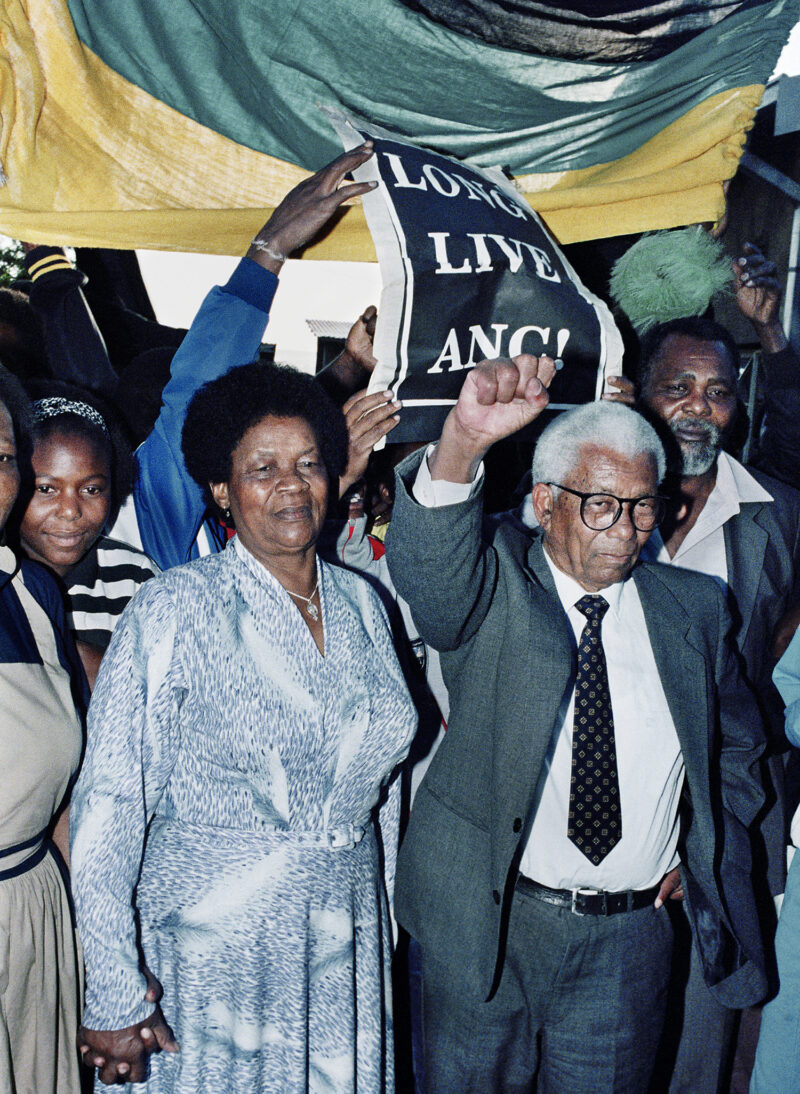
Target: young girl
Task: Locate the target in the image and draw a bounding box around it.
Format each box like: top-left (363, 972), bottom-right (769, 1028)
top-left (16, 388), bottom-right (158, 686)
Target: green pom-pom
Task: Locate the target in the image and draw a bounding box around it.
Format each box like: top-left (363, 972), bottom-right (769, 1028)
top-left (609, 228), bottom-right (732, 333)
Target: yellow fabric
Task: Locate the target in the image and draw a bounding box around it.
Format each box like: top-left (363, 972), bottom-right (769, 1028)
top-left (0, 0), bottom-right (763, 255)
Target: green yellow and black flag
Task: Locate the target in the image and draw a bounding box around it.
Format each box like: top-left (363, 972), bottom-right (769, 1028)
top-left (0, 0), bottom-right (796, 256)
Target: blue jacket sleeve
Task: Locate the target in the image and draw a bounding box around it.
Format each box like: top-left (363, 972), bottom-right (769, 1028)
top-left (132, 259), bottom-right (278, 571)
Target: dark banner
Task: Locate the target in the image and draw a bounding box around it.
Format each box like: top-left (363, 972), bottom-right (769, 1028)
top-left (330, 113), bottom-right (623, 444)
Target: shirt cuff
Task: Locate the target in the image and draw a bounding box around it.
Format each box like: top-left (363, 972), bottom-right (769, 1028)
top-left (412, 443), bottom-right (484, 507)
top-left (221, 258), bottom-right (279, 310)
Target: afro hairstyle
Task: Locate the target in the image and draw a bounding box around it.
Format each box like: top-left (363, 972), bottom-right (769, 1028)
top-left (182, 361), bottom-right (349, 515)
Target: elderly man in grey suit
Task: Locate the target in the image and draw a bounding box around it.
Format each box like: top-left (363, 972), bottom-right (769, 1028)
top-left (386, 354), bottom-right (768, 1094)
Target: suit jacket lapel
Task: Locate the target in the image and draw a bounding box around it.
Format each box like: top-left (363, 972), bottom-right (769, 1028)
top-left (723, 503), bottom-right (769, 647)
top-left (634, 565), bottom-right (710, 793)
top-left (513, 537), bottom-right (576, 802)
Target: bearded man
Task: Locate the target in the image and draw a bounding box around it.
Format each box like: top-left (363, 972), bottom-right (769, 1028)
top-left (637, 315), bottom-right (800, 1093)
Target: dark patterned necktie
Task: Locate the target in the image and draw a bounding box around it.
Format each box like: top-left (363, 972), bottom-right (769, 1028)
top-left (567, 595), bottom-right (622, 864)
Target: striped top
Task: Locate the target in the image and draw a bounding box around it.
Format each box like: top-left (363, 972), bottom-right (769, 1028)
top-left (64, 535), bottom-right (160, 649)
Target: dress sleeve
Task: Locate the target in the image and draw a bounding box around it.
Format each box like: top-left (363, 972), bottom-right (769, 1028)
top-left (70, 579), bottom-right (184, 1031)
top-left (132, 258), bottom-right (278, 570)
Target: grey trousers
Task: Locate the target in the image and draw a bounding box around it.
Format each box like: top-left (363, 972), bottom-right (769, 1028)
top-left (417, 884), bottom-right (674, 1094)
top-left (660, 905), bottom-right (737, 1094)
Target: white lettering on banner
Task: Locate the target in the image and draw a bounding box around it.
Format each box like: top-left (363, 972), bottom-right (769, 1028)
top-left (488, 187), bottom-right (527, 219)
top-left (453, 175), bottom-right (496, 207)
top-left (430, 233), bottom-right (472, 275)
top-left (422, 165), bottom-right (460, 197)
top-left (429, 233), bottom-right (561, 283)
top-left (508, 326), bottom-right (550, 356)
top-left (381, 153), bottom-right (528, 220)
top-left (428, 329), bottom-right (463, 374)
top-left (467, 234), bottom-right (494, 273)
top-left (428, 325), bottom-right (571, 373)
top-left (382, 153), bottom-right (428, 190)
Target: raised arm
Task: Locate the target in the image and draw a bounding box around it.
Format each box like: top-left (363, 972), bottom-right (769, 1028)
top-left (734, 243), bottom-right (800, 488)
top-left (386, 355), bottom-right (554, 650)
top-left (23, 244), bottom-right (119, 398)
top-left (131, 144), bottom-right (378, 570)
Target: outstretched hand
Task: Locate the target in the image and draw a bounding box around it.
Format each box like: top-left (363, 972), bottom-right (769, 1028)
top-left (78, 971), bottom-right (179, 1086)
top-left (430, 355), bottom-right (555, 483)
top-left (247, 143), bottom-right (377, 272)
top-left (733, 243), bottom-right (787, 353)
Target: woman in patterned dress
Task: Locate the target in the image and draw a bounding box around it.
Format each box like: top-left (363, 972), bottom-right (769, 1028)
top-left (70, 356), bottom-right (417, 1092)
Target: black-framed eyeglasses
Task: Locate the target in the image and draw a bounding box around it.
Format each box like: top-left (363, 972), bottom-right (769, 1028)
top-left (546, 483), bottom-right (668, 532)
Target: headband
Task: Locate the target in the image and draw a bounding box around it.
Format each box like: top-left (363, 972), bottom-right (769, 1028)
top-left (32, 397), bottom-right (110, 438)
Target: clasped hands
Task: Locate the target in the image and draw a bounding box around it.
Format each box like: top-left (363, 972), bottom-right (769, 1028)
top-left (78, 969), bottom-right (178, 1086)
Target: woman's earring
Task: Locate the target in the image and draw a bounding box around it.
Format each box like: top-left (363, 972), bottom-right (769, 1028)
top-left (224, 508), bottom-right (231, 521)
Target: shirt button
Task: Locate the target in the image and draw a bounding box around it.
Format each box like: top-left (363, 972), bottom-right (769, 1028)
top-left (492, 889), bottom-right (501, 905)
top-left (513, 817), bottom-right (522, 833)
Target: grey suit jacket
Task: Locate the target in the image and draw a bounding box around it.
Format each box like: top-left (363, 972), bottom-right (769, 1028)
top-left (386, 451), bottom-right (768, 1010)
top-left (724, 468), bottom-right (800, 893)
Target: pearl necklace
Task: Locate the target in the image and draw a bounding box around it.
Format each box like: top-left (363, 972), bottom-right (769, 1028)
top-left (285, 577), bottom-right (319, 620)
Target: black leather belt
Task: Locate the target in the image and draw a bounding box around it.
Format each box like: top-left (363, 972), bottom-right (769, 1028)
top-left (516, 875), bottom-right (661, 916)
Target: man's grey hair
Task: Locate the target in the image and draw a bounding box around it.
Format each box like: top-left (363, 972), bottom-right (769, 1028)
top-left (531, 401), bottom-right (667, 487)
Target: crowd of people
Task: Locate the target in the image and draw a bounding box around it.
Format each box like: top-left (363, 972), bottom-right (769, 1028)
top-left (1, 141), bottom-right (800, 1094)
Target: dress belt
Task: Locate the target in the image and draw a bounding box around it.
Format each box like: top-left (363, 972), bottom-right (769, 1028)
top-left (0, 829), bottom-right (49, 880)
top-left (159, 817), bottom-right (368, 853)
top-left (516, 875), bottom-right (661, 916)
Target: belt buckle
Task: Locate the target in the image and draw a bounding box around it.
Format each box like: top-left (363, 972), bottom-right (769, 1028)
top-left (571, 888), bottom-right (606, 916)
top-left (326, 824), bottom-right (356, 851)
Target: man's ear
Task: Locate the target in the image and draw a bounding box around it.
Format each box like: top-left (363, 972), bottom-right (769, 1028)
top-left (210, 481), bottom-right (230, 513)
top-left (532, 482), bottom-right (554, 530)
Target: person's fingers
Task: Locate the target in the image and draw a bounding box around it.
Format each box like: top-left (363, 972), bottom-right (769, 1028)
top-left (320, 179), bottom-right (378, 215)
top-left (143, 967), bottom-right (163, 1004)
top-left (353, 413), bottom-right (401, 452)
top-left (152, 1018), bottom-right (180, 1054)
top-left (493, 359), bottom-right (525, 403)
top-left (314, 142), bottom-right (374, 189)
top-left (97, 1058), bottom-right (120, 1085)
top-left (601, 391), bottom-right (635, 404)
top-left (349, 399), bottom-right (401, 438)
top-left (535, 355), bottom-right (556, 389)
top-left (468, 363), bottom-right (501, 406)
top-left (342, 389), bottom-right (393, 418)
top-left (670, 885), bottom-right (685, 901)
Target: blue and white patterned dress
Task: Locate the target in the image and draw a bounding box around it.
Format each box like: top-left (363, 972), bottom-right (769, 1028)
top-left (70, 538), bottom-right (417, 1093)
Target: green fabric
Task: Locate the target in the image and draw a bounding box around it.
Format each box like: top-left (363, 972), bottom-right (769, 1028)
top-left (66, 0), bottom-right (798, 174)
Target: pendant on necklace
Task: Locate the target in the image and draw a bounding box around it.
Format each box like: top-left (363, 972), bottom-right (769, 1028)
top-left (306, 602), bottom-right (319, 621)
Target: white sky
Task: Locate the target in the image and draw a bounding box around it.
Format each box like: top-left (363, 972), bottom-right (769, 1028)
top-left (136, 251), bottom-right (381, 375)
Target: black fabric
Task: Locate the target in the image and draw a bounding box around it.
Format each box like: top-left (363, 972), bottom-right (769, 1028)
top-left (400, 0), bottom-right (768, 62)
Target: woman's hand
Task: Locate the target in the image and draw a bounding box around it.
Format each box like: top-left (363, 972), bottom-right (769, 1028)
top-left (247, 143), bottom-right (377, 273)
top-left (339, 388), bottom-right (401, 497)
top-left (79, 971), bottom-right (178, 1085)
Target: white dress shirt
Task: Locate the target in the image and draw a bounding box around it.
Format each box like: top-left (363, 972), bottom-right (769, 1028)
top-left (639, 451), bottom-right (773, 589)
top-left (520, 556), bottom-right (684, 890)
top-left (413, 449), bottom-right (685, 891)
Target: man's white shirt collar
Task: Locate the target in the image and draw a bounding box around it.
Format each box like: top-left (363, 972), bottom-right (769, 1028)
top-left (644, 451), bottom-right (772, 567)
top-left (542, 546), bottom-right (626, 620)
